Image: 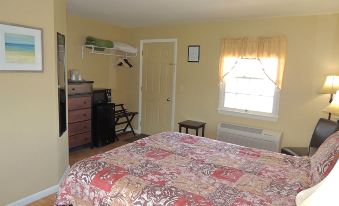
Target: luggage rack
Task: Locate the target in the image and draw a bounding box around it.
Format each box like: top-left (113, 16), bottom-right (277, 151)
top-left (114, 104), bottom-right (138, 138)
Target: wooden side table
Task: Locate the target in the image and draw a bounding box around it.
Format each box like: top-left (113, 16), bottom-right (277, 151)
top-left (178, 120), bottom-right (206, 137)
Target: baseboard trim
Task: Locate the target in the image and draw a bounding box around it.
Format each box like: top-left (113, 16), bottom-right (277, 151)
top-left (7, 165), bottom-right (70, 206)
top-left (7, 185), bottom-right (58, 206)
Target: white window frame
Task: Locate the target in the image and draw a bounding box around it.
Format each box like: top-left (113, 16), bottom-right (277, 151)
top-left (218, 68), bottom-right (280, 122)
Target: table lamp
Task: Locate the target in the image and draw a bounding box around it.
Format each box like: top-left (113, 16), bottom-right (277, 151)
top-left (323, 90), bottom-right (339, 120)
top-left (320, 75), bottom-right (339, 119)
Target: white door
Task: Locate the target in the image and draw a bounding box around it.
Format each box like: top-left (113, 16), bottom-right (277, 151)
top-left (141, 42), bottom-right (175, 135)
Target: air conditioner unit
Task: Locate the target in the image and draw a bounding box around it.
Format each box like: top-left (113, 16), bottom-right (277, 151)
top-left (217, 122), bottom-right (282, 152)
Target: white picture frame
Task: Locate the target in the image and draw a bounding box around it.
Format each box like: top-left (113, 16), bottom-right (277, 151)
top-left (188, 45), bottom-right (200, 62)
top-left (0, 22), bottom-right (43, 72)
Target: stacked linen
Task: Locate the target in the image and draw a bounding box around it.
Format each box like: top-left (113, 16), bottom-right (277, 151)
top-left (113, 41), bottom-right (138, 54)
top-left (85, 36), bottom-right (114, 51)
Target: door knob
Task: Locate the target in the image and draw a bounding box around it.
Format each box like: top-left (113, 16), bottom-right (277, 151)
top-left (166, 98), bottom-right (171, 102)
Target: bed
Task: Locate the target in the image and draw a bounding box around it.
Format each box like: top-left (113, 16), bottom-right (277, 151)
top-left (56, 131), bottom-right (339, 206)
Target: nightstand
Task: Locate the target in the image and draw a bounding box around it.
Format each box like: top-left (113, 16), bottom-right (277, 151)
top-left (178, 120), bottom-right (206, 137)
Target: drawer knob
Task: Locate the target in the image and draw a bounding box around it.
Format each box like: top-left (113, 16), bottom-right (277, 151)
top-left (72, 88), bottom-right (75, 91)
top-left (83, 114), bottom-right (87, 116)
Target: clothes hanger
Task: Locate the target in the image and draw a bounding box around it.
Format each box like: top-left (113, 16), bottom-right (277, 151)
top-left (123, 58), bottom-right (133, 68)
top-left (117, 57), bottom-right (124, 66)
top-left (116, 57), bottom-right (133, 68)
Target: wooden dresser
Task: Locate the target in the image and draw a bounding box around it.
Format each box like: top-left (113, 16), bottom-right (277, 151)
top-left (68, 81), bottom-right (94, 150)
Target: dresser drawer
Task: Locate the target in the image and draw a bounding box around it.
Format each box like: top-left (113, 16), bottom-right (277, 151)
top-left (69, 120), bottom-right (91, 136)
top-left (68, 96), bottom-right (92, 110)
top-left (69, 132), bottom-right (91, 148)
top-left (68, 83), bottom-right (92, 95)
top-left (68, 109), bottom-right (91, 123)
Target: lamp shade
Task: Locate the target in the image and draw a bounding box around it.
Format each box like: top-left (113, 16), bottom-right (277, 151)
top-left (324, 90), bottom-right (339, 115)
top-left (320, 75), bottom-right (339, 94)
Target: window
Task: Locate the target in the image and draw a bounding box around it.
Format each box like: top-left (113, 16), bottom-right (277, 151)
top-left (218, 37), bottom-right (286, 121)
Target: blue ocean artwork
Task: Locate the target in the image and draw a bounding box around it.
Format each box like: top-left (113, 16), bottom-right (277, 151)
top-left (4, 33), bottom-right (36, 64)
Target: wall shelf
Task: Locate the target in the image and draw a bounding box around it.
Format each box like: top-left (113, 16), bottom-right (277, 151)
top-left (81, 45), bottom-right (138, 59)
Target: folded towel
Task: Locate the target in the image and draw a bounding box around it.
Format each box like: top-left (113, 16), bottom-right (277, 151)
top-left (85, 36), bottom-right (114, 51)
top-left (84, 37), bottom-right (137, 55)
top-left (114, 41), bottom-right (138, 54)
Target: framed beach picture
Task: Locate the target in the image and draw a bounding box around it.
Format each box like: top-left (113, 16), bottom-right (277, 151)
top-left (0, 23), bottom-right (43, 71)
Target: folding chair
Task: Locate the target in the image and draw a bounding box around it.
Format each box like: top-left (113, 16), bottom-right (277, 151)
top-left (114, 104), bottom-right (138, 138)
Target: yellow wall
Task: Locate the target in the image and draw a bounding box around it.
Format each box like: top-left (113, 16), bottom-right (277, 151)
top-left (0, 0), bottom-right (68, 204)
top-left (125, 15), bottom-right (339, 147)
top-left (67, 15), bottom-right (131, 89)
top-left (67, 15), bottom-right (138, 119)
top-left (67, 14), bottom-right (339, 147)
top-left (65, 14), bottom-right (339, 149)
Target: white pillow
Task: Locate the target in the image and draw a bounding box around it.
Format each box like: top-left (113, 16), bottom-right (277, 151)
top-left (295, 182), bottom-right (322, 205)
top-left (297, 160), bottom-right (339, 206)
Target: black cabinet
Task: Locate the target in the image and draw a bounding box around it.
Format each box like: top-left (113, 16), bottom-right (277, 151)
top-left (92, 103), bottom-right (116, 147)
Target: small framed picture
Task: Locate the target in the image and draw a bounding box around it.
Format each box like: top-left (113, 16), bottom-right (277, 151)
top-left (188, 45), bottom-right (200, 62)
top-left (0, 22), bottom-right (43, 72)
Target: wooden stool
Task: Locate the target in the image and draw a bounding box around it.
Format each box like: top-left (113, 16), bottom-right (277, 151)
top-left (178, 120), bottom-right (206, 137)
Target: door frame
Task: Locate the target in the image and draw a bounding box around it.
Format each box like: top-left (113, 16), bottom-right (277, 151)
top-left (138, 39), bottom-right (178, 133)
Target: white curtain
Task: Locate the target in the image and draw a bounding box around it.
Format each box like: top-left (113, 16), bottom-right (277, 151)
top-left (219, 36), bottom-right (287, 89)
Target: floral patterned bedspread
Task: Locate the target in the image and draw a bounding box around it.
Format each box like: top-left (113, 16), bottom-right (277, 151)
top-left (56, 132), bottom-right (311, 206)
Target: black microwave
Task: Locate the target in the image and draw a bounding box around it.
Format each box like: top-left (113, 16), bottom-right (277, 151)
top-left (93, 88), bottom-right (111, 104)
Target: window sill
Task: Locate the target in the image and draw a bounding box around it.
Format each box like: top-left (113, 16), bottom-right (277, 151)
top-left (218, 108), bottom-right (278, 122)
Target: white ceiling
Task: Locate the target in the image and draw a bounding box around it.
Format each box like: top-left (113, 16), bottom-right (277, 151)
top-left (68, 0), bottom-right (339, 28)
